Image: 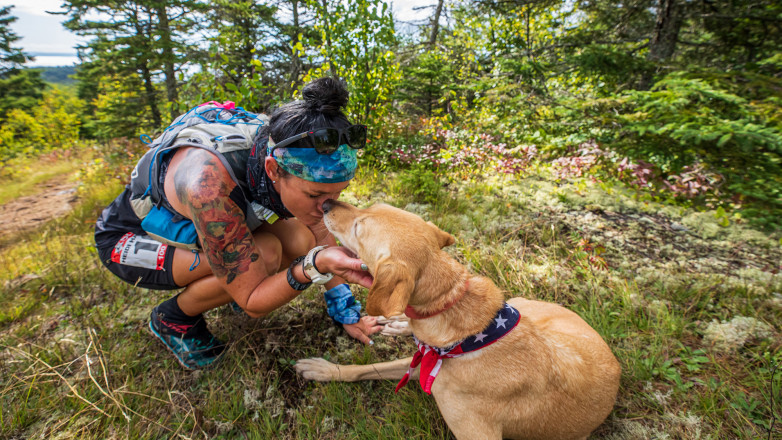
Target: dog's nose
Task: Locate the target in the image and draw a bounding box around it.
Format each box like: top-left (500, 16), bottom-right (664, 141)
top-left (322, 199), bottom-right (334, 214)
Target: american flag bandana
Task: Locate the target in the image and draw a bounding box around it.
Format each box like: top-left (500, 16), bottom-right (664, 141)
top-left (395, 303), bottom-right (520, 395)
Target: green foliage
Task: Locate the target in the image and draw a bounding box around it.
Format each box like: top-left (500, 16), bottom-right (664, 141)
top-left (0, 69), bottom-right (46, 119)
top-left (180, 0), bottom-right (300, 111)
top-left (35, 0), bottom-right (782, 231)
top-left (34, 66), bottom-right (77, 85)
top-left (83, 73), bottom-right (154, 140)
top-left (63, 0), bottom-right (204, 129)
top-left (394, 50), bottom-right (453, 116)
top-left (304, 0), bottom-right (400, 127)
top-left (397, 165), bottom-right (444, 204)
top-left (0, 5), bottom-right (29, 78)
top-left (568, 70), bottom-right (782, 228)
top-left (0, 8), bottom-right (46, 119)
top-left (0, 87), bottom-right (85, 160)
top-left (570, 44), bottom-right (649, 90)
top-left (621, 73), bottom-right (782, 161)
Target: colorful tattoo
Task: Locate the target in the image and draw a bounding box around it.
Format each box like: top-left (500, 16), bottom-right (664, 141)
top-left (174, 149), bottom-right (259, 284)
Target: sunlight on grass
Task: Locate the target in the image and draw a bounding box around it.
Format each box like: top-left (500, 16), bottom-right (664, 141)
top-left (0, 156), bottom-right (83, 205)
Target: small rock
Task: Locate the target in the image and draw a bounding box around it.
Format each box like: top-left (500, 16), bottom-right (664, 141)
top-left (670, 222), bottom-right (688, 232)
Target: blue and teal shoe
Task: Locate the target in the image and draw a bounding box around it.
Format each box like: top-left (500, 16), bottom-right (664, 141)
top-left (149, 307), bottom-right (226, 370)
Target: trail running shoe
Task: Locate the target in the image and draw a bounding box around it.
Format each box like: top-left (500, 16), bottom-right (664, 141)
top-left (149, 307), bottom-right (226, 370)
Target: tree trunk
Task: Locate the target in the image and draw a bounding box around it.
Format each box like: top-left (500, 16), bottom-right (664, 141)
top-left (154, 3), bottom-right (178, 118)
top-left (640, 0), bottom-right (683, 89)
top-left (139, 60), bottom-right (162, 128)
top-left (132, 7), bottom-right (162, 128)
top-left (319, 0), bottom-right (340, 80)
top-left (648, 0), bottom-right (682, 62)
top-left (289, 0), bottom-right (302, 91)
top-left (428, 0), bottom-right (444, 48)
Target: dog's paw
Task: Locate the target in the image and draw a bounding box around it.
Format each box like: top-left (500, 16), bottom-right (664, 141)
top-left (294, 357), bottom-right (340, 382)
top-left (375, 314), bottom-right (409, 325)
top-left (381, 320), bottom-right (412, 336)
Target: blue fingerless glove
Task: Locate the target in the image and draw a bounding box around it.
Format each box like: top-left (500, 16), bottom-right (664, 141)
top-left (324, 283), bottom-right (361, 325)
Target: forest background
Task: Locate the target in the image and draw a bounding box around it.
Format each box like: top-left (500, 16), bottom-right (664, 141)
top-left (0, 0), bottom-right (781, 439)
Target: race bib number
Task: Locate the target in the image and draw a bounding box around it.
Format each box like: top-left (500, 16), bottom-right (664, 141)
top-left (111, 232), bottom-right (168, 270)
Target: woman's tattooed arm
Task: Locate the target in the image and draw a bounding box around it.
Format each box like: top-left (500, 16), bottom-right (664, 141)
top-left (173, 149), bottom-right (259, 284)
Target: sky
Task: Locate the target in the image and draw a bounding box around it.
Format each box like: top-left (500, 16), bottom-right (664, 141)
top-left (0, 0), bottom-right (430, 67)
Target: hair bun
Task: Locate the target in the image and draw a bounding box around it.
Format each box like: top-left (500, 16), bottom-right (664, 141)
top-left (301, 77), bottom-right (349, 115)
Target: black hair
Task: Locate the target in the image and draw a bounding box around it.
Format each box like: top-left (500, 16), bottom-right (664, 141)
top-left (262, 77), bottom-right (351, 143)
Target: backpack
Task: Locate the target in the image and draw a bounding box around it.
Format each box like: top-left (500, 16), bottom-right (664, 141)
top-left (128, 101), bottom-right (273, 250)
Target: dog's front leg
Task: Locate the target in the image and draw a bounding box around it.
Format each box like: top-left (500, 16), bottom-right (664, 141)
top-left (295, 357), bottom-right (416, 382)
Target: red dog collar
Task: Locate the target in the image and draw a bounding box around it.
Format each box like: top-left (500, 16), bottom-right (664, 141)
top-left (404, 279), bottom-right (470, 320)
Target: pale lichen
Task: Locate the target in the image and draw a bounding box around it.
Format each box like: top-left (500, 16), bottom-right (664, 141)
top-left (605, 411), bottom-right (710, 440)
top-left (702, 316), bottom-right (775, 352)
top-left (604, 419), bottom-right (671, 440)
top-left (320, 416), bottom-right (336, 433)
top-left (402, 202), bottom-right (431, 219)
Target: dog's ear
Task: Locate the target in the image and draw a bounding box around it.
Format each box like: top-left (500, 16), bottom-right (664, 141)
top-left (367, 258), bottom-right (415, 317)
top-left (427, 221), bottom-right (455, 248)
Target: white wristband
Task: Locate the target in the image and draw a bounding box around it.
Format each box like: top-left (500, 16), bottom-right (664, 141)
top-left (303, 245), bottom-right (334, 285)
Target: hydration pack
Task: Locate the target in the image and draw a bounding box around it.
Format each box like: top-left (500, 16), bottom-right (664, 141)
top-left (128, 101), bottom-right (273, 250)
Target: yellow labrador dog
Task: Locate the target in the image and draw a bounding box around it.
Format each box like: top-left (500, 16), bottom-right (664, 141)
top-left (295, 201), bottom-right (620, 440)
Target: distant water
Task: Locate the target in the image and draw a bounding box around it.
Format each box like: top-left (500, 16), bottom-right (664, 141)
top-left (28, 55), bottom-right (79, 67)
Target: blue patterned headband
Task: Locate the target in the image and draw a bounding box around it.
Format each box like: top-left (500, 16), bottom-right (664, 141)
top-left (268, 138), bottom-right (357, 183)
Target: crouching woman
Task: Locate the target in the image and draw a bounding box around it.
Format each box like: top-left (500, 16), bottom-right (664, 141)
top-left (94, 77), bottom-right (381, 369)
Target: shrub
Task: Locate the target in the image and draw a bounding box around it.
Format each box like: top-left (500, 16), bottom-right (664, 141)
top-left (570, 70), bottom-right (782, 229)
top-left (0, 87), bottom-right (85, 161)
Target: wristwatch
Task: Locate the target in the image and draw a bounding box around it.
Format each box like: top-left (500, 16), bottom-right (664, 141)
top-left (303, 245), bottom-right (334, 285)
top-left (287, 256), bottom-right (312, 291)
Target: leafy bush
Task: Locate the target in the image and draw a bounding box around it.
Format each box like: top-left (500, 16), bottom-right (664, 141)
top-left (0, 87), bottom-right (85, 161)
top-left (619, 73), bottom-right (782, 169)
top-left (570, 70), bottom-right (782, 229)
top-left (383, 116), bottom-right (537, 180)
top-left (397, 164), bottom-right (443, 204)
top-left (303, 0), bottom-right (400, 128)
top-left (0, 69), bottom-right (46, 118)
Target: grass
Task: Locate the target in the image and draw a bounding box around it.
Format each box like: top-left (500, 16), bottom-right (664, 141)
top-left (1, 151), bottom-right (780, 439)
top-left (0, 153), bottom-right (84, 205)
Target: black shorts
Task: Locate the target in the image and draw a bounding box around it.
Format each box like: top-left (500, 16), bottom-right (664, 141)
top-left (97, 231), bottom-right (180, 290)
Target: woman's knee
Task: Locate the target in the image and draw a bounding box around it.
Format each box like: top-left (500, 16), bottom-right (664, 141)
top-left (287, 221), bottom-right (316, 257)
top-left (252, 231), bottom-right (283, 275)
top-left (261, 219), bottom-right (315, 263)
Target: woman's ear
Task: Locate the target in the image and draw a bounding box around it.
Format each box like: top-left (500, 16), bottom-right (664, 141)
top-left (264, 156), bottom-right (281, 181)
top-left (366, 257), bottom-right (415, 317)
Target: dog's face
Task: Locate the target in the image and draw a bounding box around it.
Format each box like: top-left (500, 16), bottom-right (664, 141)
top-left (323, 200), bottom-right (454, 316)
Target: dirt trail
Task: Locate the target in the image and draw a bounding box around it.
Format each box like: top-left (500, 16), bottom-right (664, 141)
top-left (0, 176), bottom-right (78, 237)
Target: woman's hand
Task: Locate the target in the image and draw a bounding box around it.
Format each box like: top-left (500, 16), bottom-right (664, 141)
top-left (316, 246), bottom-right (373, 288)
top-left (343, 316), bottom-right (383, 344)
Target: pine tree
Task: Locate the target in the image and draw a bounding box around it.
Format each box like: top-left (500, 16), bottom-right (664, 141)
top-left (0, 6), bottom-right (45, 119)
top-left (62, 0), bottom-right (203, 136)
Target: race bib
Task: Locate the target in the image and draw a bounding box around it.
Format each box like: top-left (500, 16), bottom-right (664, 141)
top-left (111, 232), bottom-right (168, 270)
